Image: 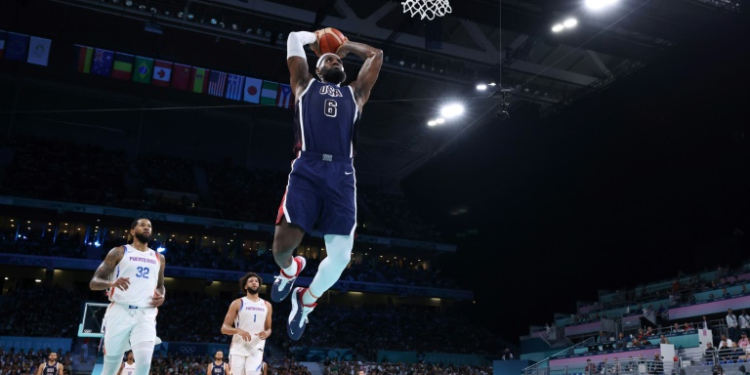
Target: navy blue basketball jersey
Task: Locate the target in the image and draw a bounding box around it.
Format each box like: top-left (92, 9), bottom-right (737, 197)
top-left (212, 362), bottom-right (225, 375)
top-left (293, 79), bottom-right (360, 157)
top-left (43, 362), bottom-right (58, 375)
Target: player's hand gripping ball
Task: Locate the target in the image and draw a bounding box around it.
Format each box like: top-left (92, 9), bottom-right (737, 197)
top-left (313, 28), bottom-right (348, 56)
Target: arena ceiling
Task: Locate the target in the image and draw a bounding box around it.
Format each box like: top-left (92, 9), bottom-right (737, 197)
top-left (2, 0), bottom-right (743, 182)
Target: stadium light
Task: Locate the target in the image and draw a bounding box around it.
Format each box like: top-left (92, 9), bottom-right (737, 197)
top-left (476, 84), bottom-right (488, 91)
top-left (427, 120), bottom-right (437, 127)
top-left (35, 279), bottom-right (42, 283)
top-left (585, 0), bottom-right (618, 10)
top-left (157, 247), bottom-right (166, 253)
top-left (440, 104), bottom-right (464, 119)
top-left (552, 24), bottom-right (564, 33)
top-left (564, 18), bottom-right (578, 28)
top-left (94, 241), bottom-right (101, 247)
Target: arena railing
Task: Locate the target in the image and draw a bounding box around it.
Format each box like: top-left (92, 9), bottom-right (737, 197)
top-left (523, 337), bottom-right (597, 375)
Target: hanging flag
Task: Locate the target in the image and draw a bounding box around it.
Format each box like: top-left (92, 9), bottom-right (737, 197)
top-left (208, 71), bottom-right (227, 97)
top-left (243, 77), bottom-right (262, 104)
top-left (225, 74), bottom-right (245, 101)
top-left (190, 67), bottom-right (210, 94)
top-left (74, 45), bottom-right (94, 74)
top-left (171, 63), bottom-right (191, 91)
top-left (260, 81), bottom-right (279, 106)
top-left (0, 31), bottom-right (7, 59)
top-left (91, 48), bottom-right (114, 77)
top-left (26, 36), bottom-right (52, 66)
top-left (133, 56), bottom-right (154, 84)
top-left (277, 84), bottom-right (294, 109)
top-left (152, 60), bottom-right (172, 87)
top-left (111, 53), bottom-right (134, 80)
top-left (5, 32), bottom-right (29, 61)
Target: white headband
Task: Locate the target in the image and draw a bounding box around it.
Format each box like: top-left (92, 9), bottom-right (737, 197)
top-left (316, 53), bottom-right (343, 71)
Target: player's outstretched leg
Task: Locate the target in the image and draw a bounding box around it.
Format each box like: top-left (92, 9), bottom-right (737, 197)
top-left (271, 220), bottom-right (306, 302)
top-left (287, 234), bottom-right (353, 340)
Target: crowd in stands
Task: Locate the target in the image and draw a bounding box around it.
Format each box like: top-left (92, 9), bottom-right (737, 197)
top-left (570, 265), bottom-right (750, 326)
top-left (0, 231), bottom-right (460, 290)
top-left (0, 285), bottom-right (84, 338)
top-left (324, 360), bottom-right (492, 375)
top-left (0, 138), bottom-right (128, 207)
top-left (582, 354), bottom-right (664, 375)
top-left (0, 348), bottom-right (73, 375)
top-left (155, 291), bottom-right (498, 357)
top-left (0, 137), bottom-right (442, 241)
top-left (281, 304), bottom-right (500, 357)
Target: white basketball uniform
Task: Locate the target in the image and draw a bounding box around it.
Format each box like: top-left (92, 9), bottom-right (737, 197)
top-left (230, 297), bottom-right (268, 375)
top-left (122, 362), bottom-right (136, 375)
top-left (102, 244), bottom-right (161, 356)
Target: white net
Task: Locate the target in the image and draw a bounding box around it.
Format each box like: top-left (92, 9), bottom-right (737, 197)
top-left (401, 0), bottom-right (452, 21)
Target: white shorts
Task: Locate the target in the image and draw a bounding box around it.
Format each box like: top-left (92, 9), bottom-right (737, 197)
top-left (102, 303), bottom-right (158, 356)
top-left (230, 346), bottom-right (264, 375)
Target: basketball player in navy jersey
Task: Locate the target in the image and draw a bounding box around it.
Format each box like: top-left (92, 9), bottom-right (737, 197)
top-left (208, 350), bottom-right (231, 375)
top-left (89, 218), bottom-right (166, 375)
top-left (116, 351), bottom-right (135, 375)
top-left (271, 29), bottom-right (383, 340)
top-left (34, 352), bottom-right (63, 375)
top-left (221, 272), bottom-right (272, 375)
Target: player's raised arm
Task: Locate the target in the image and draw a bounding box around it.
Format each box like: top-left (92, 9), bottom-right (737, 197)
top-left (287, 31), bottom-right (317, 96)
top-left (336, 41), bottom-right (383, 108)
top-left (90, 246), bottom-right (126, 291)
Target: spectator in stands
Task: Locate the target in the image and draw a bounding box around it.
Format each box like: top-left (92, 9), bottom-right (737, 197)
top-left (719, 337), bottom-right (733, 360)
top-left (672, 323), bottom-right (683, 333)
top-left (585, 359), bottom-right (596, 375)
top-left (732, 342), bottom-right (745, 361)
top-left (659, 335), bottom-right (670, 344)
top-left (743, 285), bottom-right (748, 294)
top-left (597, 358), bottom-right (608, 374)
top-left (612, 357), bottom-right (621, 374)
top-left (645, 327), bottom-right (655, 337)
top-left (740, 310), bottom-right (750, 335)
top-left (739, 365), bottom-right (749, 375)
top-left (723, 288), bottom-right (731, 298)
top-left (648, 353), bottom-right (662, 375)
top-left (617, 333), bottom-right (628, 349)
top-left (597, 331), bottom-right (609, 343)
top-left (728, 309), bottom-right (740, 342)
top-left (624, 356), bottom-right (635, 372)
top-left (683, 322), bottom-right (694, 330)
top-left (740, 333), bottom-right (749, 349)
top-left (501, 348), bottom-right (513, 360)
top-left (706, 342), bottom-right (717, 361)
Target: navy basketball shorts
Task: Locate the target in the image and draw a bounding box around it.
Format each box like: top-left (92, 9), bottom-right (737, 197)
top-left (276, 151), bottom-right (357, 236)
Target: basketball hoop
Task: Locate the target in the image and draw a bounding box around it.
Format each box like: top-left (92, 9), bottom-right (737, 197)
top-left (402, 0), bottom-right (452, 21)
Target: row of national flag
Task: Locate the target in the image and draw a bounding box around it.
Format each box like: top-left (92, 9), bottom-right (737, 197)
top-left (0, 30), bottom-right (53, 66)
top-left (74, 45), bottom-right (294, 108)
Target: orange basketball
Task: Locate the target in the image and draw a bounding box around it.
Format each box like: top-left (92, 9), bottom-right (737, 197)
top-left (316, 28), bottom-right (348, 56)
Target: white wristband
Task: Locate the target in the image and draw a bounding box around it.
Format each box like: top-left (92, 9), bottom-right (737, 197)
top-left (287, 31), bottom-right (317, 60)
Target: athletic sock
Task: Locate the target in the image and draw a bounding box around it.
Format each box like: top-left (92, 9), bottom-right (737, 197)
top-left (302, 288), bottom-right (318, 306)
top-left (281, 257), bottom-right (299, 278)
